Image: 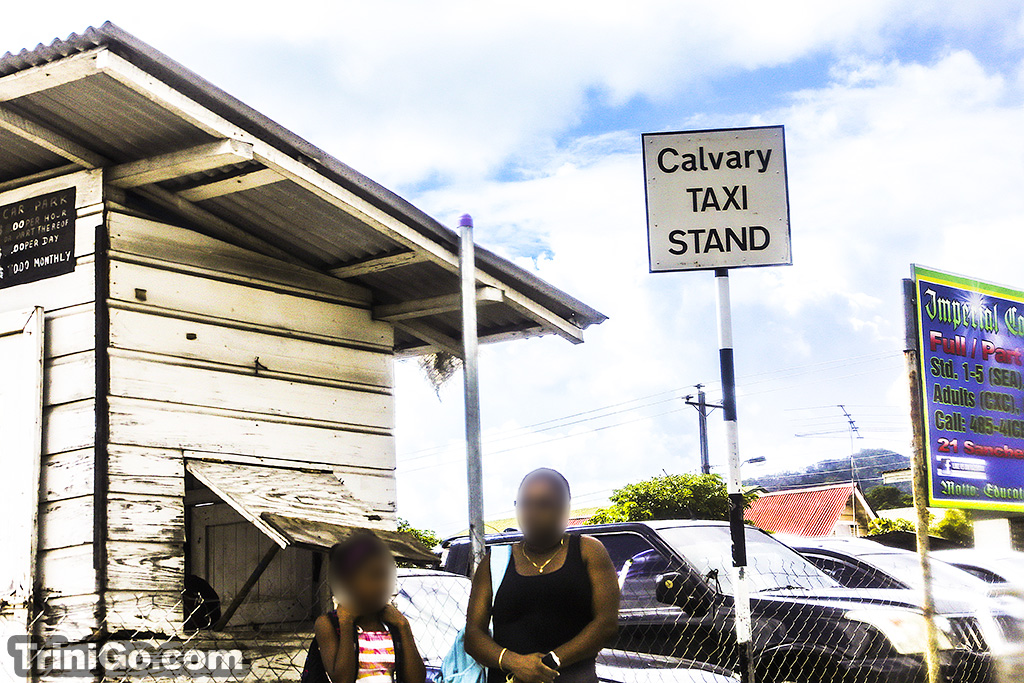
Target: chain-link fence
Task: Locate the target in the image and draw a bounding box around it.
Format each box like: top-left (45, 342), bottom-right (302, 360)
top-left (444, 524), bottom-right (1024, 683)
top-left (6, 527), bottom-right (1024, 683)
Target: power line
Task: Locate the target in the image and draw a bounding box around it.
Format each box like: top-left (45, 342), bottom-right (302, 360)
top-left (398, 393), bottom-right (686, 463)
top-left (398, 405), bottom-right (689, 474)
top-left (398, 351), bottom-right (905, 464)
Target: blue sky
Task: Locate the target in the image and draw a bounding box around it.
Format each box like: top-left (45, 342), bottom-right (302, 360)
top-left (5, 2), bottom-right (1024, 534)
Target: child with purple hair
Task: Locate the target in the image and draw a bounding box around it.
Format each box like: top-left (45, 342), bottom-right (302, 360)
top-left (302, 532), bottom-right (425, 683)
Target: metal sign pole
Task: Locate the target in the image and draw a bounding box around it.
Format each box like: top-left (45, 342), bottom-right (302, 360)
top-left (715, 268), bottom-right (753, 683)
top-left (460, 214), bottom-right (486, 575)
top-left (902, 278), bottom-right (942, 683)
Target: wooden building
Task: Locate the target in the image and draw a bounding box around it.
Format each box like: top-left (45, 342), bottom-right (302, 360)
top-left (0, 23), bottom-right (605, 679)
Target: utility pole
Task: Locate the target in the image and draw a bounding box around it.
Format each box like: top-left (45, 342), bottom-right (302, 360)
top-left (685, 385), bottom-right (722, 475)
top-left (838, 404), bottom-right (863, 534)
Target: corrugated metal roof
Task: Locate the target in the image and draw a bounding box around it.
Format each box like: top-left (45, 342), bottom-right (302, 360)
top-left (567, 515), bottom-right (594, 527)
top-left (745, 483), bottom-right (856, 537)
top-left (0, 23), bottom-right (607, 353)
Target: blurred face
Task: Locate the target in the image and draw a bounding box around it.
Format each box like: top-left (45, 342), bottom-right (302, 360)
top-left (334, 553), bottom-right (397, 614)
top-left (516, 475), bottom-right (570, 546)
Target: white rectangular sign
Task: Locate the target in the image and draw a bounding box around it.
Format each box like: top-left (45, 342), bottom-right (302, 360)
top-left (643, 125), bottom-right (791, 272)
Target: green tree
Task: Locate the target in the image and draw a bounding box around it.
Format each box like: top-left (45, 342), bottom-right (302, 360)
top-left (589, 473), bottom-right (757, 523)
top-left (865, 485), bottom-right (913, 511)
top-left (867, 517), bottom-right (916, 535)
top-left (397, 518), bottom-right (441, 556)
top-left (932, 509), bottom-right (973, 546)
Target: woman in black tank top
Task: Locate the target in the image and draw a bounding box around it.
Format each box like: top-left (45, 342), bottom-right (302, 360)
top-left (465, 469), bottom-right (620, 683)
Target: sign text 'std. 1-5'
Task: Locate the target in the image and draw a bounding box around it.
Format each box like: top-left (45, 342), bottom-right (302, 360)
top-left (643, 125), bottom-right (791, 273)
top-left (914, 265), bottom-right (1024, 512)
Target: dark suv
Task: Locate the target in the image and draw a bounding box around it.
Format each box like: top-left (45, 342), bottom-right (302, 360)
top-left (443, 520), bottom-right (998, 683)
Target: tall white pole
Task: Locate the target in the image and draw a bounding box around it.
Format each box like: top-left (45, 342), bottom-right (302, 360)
top-left (460, 214), bottom-right (486, 574)
top-left (715, 268), bottom-right (753, 683)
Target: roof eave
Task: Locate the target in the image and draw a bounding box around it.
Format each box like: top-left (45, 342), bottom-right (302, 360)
top-left (86, 23), bottom-right (607, 329)
top-left (0, 24), bottom-right (607, 337)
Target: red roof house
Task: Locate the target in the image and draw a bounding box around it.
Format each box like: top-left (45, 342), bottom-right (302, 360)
top-left (746, 482), bottom-right (876, 537)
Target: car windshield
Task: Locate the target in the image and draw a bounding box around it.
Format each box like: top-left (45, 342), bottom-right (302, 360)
top-left (393, 574), bottom-right (470, 664)
top-left (658, 525), bottom-right (840, 594)
top-left (860, 553), bottom-right (989, 592)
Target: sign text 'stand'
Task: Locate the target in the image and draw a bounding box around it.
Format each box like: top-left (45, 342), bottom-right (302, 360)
top-left (914, 266), bottom-right (1024, 512)
top-left (643, 126), bottom-right (791, 273)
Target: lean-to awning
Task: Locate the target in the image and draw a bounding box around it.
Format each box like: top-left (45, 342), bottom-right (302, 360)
top-left (185, 459), bottom-right (436, 563)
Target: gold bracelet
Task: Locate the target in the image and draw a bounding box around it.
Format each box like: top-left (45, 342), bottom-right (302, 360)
top-left (498, 647), bottom-right (508, 671)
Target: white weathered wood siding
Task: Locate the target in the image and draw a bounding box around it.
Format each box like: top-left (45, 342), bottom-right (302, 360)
top-left (103, 211), bottom-right (396, 629)
top-left (0, 171), bottom-right (103, 642)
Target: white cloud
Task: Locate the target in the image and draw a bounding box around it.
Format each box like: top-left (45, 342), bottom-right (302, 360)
top-left (3, 5), bottom-right (1023, 535)
top-left (396, 49), bottom-right (1024, 534)
top-left (5, 1), bottom-right (1022, 189)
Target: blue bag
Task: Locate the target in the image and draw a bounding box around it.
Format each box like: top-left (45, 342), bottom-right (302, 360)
top-left (439, 548), bottom-right (510, 683)
top-left (439, 628), bottom-right (487, 683)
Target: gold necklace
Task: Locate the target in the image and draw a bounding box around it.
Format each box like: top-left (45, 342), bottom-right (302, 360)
top-left (520, 535), bottom-right (565, 573)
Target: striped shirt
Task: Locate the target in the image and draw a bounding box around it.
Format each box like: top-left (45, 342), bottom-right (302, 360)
top-left (356, 628), bottom-right (395, 682)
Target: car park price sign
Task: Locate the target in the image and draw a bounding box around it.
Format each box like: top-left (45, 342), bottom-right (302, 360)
top-left (0, 187), bottom-right (76, 289)
top-left (914, 265), bottom-right (1024, 512)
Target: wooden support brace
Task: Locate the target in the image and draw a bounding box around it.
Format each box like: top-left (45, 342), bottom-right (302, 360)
top-left (394, 325), bottom-right (547, 357)
top-left (212, 543), bottom-right (280, 630)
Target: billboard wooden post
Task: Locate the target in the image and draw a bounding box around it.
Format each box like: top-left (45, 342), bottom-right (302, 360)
top-left (903, 278), bottom-right (942, 683)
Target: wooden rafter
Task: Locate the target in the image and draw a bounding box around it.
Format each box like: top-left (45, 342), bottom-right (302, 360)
top-left (177, 167), bottom-right (282, 202)
top-left (392, 320), bottom-right (464, 358)
top-left (373, 286), bottom-right (503, 322)
top-left (0, 48), bottom-right (104, 102)
top-left (131, 184), bottom-right (306, 267)
top-left (107, 139), bottom-right (254, 188)
top-left (0, 106), bottom-right (108, 168)
top-left (395, 324), bottom-right (547, 357)
top-left (329, 250), bottom-right (428, 279)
